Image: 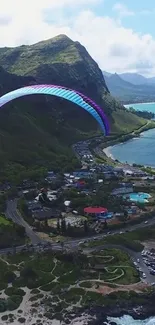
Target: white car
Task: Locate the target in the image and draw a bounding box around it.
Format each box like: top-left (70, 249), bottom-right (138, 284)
top-left (78, 241), bottom-right (83, 246)
top-left (145, 221), bottom-right (148, 224)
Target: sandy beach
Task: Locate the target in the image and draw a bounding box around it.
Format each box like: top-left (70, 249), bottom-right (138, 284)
top-left (103, 146), bottom-right (115, 160)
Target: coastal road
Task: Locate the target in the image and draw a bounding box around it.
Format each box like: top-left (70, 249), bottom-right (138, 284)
top-left (4, 199), bottom-right (155, 284)
top-left (5, 200), bottom-right (155, 248)
top-left (5, 200), bottom-right (42, 245)
top-left (63, 215), bottom-right (155, 249)
top-left (0, 241), bottom-right (154, 285)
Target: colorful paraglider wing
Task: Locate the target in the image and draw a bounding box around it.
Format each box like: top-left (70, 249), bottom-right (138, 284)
top-left (0, 85), bottom-right (109, 135)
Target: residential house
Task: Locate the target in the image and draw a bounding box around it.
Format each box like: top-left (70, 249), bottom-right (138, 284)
top-left (32, 208), bottom-right (60, 220)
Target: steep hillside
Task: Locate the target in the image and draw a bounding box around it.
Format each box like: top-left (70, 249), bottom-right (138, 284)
top-left (0, 35), bottom-right (145, 128)
top-left (0, 67), bottom-right (84, 179)
top-left (0, 35), bottom-right (147, 181)
top-left (0, 66), bottom-right (35, 94)
top-left (104, 73), bottom-right (155, 103)
top-left (120, 73), bottom-right (155, 86)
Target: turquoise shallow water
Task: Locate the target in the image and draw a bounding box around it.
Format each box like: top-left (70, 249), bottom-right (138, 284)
top-left (125, 102), bottom-right (155, 114)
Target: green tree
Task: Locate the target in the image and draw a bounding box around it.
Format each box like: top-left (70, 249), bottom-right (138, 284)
top-left (84, 220), bottom-right (88, 233)
top-left (18, 198), bottom-right (29, 216)
top-left (57, 219), bottom-right (60, 232)
top-left (61, 218), bottom-right (66, 233)
top-left (67, 222), bottom-right (72, 236)
top-left (20, 266), bottom-right (37, 279)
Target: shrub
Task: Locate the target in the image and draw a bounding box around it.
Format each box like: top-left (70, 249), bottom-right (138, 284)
top-left (0, 299), bottom-right (7, 313)
top-left (1, 315), bottom-right (8, 321)
top-left (5, 287), bottom-right (25, 297)
top-left (7, 295), bottom-right (23, 311)
top-left (0, 283), bottom-right (7, 291)
top-left (29, 294), bottom-right (44, 302)
top-left (18, 317), bottom-right (26, 323)
top-left (18, 310), bottom-right (23, 314)
top-left (4, 271), bottom-right (16, 283)
top-left (7, 298), bottom-right (18, 311)
top-left (31, 288), bottom-right (40, 295)
top-left (20, 266), bottom-right (37, 279)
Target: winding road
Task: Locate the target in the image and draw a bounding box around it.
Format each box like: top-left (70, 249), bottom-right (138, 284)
top-left (3, 199), bottom-right (155, 285)
top-left (6, 199), bottom-right (41, 245)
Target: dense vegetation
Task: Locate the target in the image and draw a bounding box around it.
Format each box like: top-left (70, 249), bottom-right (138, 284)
top-left (0, 35), bottom-right (147, 181)
top-left (128, 107), bottom-right (155, 119)
top-left (84, 226), bottom-right (155, 251)
top-left (0, 215), bottom-right (26, 249)
top-left (0, 248), bottom-right (140, 322)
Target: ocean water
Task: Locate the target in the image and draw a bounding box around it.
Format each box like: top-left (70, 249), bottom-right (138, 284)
top-left (108, 128), bottom-right (155, 166)
top-left (106, 102), bottom-right (155, 166)
top-left (124, 102), bottom-right (155, 114)
top-left (107, 315), bottom-right (155, 325)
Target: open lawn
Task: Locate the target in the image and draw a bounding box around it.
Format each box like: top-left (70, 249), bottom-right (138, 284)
top-left (0, 216), bottom-right (12, 226)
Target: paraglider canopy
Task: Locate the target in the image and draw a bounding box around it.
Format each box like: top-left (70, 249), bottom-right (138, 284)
top-left (0, 84), bottom-right (110, 135)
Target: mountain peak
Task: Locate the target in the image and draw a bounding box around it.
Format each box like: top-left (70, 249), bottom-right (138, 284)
top-left (31, 34), bottom-right (73, 50)
top-left (119, 72), bottom-right (147, 85)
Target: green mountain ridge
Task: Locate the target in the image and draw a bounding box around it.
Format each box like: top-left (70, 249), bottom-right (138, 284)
top-left (0, 35), bottom-right (146, 181)
top-left (103, 71), bottom-right (155, 103)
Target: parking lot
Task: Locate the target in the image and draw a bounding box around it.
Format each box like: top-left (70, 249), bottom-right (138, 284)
top-left (141, 249), bottom-right (155, 276)
top-left (133, 248), bottom-right (155, 285)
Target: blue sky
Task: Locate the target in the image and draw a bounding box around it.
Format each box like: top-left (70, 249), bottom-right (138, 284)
top-left (99, 0), bottom-right (155, 36)
top-left (0, 0), bottom-right (155, 76)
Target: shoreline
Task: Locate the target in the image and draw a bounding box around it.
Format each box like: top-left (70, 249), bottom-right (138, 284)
top-left (102, 130), bottom-right (155, 168)
top-left (102, 141), bottom-right (155, 168)
top-left (94, 123), bottom-right (155, 167)
top-left (103, 146), bottom-right (115, 161)
top-left (88, 296), bottom-right (155, 325)
top-left (124, 102), bottom-right (155, 107)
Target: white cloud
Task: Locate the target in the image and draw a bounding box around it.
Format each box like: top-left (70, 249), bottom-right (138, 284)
top-left (0, 0), bottom-right (155, 76)
top-left (113, 2), bottom-right (135, 17)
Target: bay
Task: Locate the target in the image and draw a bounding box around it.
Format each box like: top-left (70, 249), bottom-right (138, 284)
top-left (104, 101), bottom-right (155, 166)
top-left (105, 128), bottom-right (155, 167)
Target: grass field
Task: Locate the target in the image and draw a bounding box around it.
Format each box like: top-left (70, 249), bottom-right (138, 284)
top-left (0, 215), bottom-right (11, 226)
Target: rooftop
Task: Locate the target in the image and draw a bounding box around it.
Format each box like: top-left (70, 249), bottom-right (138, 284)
top-left (84, 206), bottom-right (108, 214)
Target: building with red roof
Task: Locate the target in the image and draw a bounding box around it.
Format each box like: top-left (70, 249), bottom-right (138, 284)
top-left (84, 206), bottom-right (108, 218)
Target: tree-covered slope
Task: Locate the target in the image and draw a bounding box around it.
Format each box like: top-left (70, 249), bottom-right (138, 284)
top-left (0, 35), bottom-right (146, 179)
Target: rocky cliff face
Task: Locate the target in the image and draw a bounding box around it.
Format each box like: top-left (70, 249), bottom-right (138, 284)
top-left (0, 35), bottom-right (109, 107)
